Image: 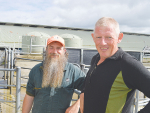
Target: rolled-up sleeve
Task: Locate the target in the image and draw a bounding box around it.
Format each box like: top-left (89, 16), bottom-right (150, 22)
top-left (26, 68), bottom-right (35, 97)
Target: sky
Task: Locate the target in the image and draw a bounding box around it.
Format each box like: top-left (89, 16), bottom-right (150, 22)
top-left (0, 0), bottom-right (150, 34)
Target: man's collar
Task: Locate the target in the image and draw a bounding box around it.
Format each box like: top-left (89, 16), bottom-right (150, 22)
top-left (108, 47), bottom-right (124, 60)
top-left (96, 47), bottom-right (124, 61)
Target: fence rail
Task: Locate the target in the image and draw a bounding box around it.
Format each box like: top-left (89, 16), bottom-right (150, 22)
top-left (1, 46), bottom-right (150, 113)
top-left (0, 67), bottom-right (21, 113)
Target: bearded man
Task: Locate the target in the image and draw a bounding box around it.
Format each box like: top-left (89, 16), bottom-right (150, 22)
top-left (22, 35), bottom-right (85, 113)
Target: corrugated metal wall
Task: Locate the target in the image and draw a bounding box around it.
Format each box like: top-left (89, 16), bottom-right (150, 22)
top-left (0, 24), bottom-right (150, 51)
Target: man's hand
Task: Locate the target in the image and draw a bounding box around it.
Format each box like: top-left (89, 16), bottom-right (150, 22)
top-left (65, 99), bottom-right (80, 113)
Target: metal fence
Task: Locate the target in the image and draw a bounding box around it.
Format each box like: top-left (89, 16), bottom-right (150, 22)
top-left (0, 67), bottom-right (21, 113)
top-left (1, 46), bottom-right (150, 113)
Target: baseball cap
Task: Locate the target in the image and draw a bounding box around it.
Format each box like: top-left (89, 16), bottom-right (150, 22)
top-left (47, 35), bottom-right (65, 46)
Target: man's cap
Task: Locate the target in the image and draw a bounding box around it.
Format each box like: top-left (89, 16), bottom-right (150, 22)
top-left (47, 35), bottom-right (65, 46)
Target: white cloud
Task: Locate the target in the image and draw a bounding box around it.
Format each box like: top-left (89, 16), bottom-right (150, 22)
top-left (0, 0), bottom-right (150, 34)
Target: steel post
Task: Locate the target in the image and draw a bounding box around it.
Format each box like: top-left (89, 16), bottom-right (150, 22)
top-left (10, 50), bottom-right (14, 94)
top-left (80, 49), bottom-right (83, 65)
top-left (15, 67), bottom-right (21, 113)
top-left (135, 90), bottom-right (139, 113)
top-left (43, 47), bottom-right (46, 61)
top-left (7, 48), bottom-right (11, 86)
top-left (4, 48), bottom-right (8, 80)
top-left (80, 64), bottom-right (85, 72)
top-left (30, 38), bottom-right (32, 54)
top-left (140, 52), bottom-right (143, 62)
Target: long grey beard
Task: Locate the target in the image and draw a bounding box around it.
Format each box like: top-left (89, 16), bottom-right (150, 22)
top-left (42, 53), bottom-right (67, 88)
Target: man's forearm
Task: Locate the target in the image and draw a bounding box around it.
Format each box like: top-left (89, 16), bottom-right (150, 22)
top-left (73, 98), bottom-right (80, 108)
top-left (80, 93), bottom-right (84, 113)
top-left (65, 98), bottom-right (80, 113)
top-left (22, 94), bottom-right (34, 113)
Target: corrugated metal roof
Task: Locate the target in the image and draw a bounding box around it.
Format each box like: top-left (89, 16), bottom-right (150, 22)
top-left (1, 21), bottom-right (150, 36)
top-left (0, 22), bottom-right (93, 32)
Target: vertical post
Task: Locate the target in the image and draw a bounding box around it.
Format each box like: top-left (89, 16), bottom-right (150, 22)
top-left (44, 39), bottom-right (47, 61)
top-left (135, 90), bottom-right (139, 113)
top-left (15, 67), bottom-right (21, 113)
top-left (30, 38), bottom-right (32, 54)
top-left (80, 49), bottom-right (83, 65)
top-left (80, 64), bottom-right (85, 72)
top-left (43, 47), bottom-right (46, 61)
top-left (18, 36), bottom-right (21, 51)
top-left (7, 48), bottom-right (11, 86)
top-left (10, 50), bottom-right (14, 94)
top-left (14, 42), bottom-right (15, 50)
top-left (140, 52), bottom-right (143, 63)
top-left (130, 98), bottom-right (135, 113)
top-left (4, 48), bottom-right (7, 80)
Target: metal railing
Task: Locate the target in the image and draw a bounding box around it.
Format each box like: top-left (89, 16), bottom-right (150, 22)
top-left (0, 67), bottom-right (21, 113)
top-left (3, 48), bottom-right (15, 94)
top-left (2, 46), bottom-right (150, 113)
top-left (133, 66), bottom-right (150, 113)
